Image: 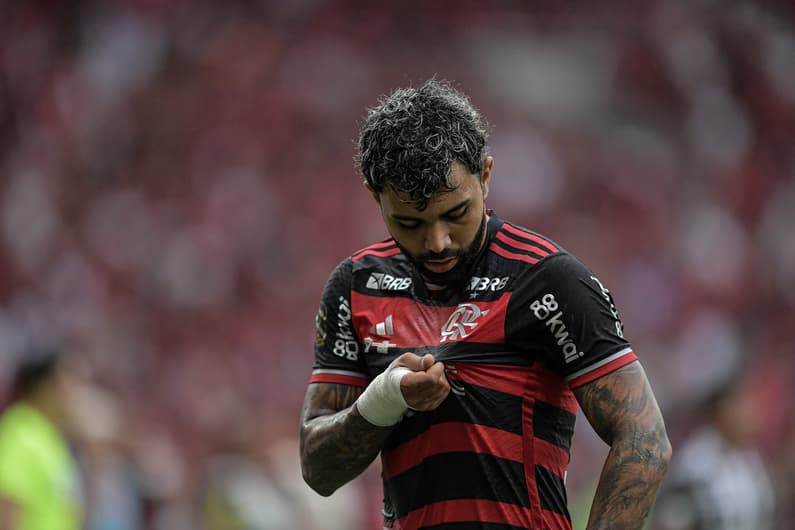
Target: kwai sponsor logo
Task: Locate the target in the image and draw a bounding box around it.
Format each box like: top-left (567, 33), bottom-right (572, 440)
top-left (333, 296), bottom-right (359, 360)
top-left (530, 293), bottom-right (583, 364)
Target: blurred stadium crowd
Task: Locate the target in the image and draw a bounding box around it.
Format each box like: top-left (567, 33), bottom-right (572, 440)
top-left (0, 0), bottom-right (794, 528)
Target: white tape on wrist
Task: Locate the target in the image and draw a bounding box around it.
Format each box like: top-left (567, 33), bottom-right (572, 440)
top-left (356, 366), bottom-right (411, 427)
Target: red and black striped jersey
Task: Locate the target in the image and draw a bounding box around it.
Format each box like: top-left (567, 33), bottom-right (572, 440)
top-left (310, 212), bottom-right (637, 530)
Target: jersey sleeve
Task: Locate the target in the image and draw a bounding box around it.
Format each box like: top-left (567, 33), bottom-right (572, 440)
top-left (309, 258), bottom-right (369, 388)
top-left (515, 253), bottom-right (637, 388)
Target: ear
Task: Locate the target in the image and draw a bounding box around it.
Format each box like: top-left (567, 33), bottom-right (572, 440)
top-left (364, 180), bottom-right (381, 204)
top-left (480, 156), bottom-right (493, 200)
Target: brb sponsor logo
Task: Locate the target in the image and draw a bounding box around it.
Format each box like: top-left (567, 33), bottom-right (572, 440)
top-left (440, 303), bottom-right (490, 343)
top-left (530, 293), bottom-right (583, 364)
top-left (366, 273), bottom-right (411, 291)
top-left (333, 296), bottom-right (359, 360)
top-left (467, 276), bottom-right (509, 291)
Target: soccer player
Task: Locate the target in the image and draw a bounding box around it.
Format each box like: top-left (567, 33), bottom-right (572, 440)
top-left (299, 79), bottom-right (671, 530)
top-left (0, 350), bottom-right (82, 530)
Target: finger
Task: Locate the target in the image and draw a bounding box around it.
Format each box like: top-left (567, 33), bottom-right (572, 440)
top-left (432, 374), bottom-right (450, 397)
top-left (402, 366), bottom-right (447, 390)
top-left (408, 383), bottom-right (450, 411)
top-left (401, 373), bottom-right (450, 410)
top-left (428, 375), bottom-right (450, 402)
top-left (400, 369), bottom-right (434, 388)
top-left (426, 361), bottom-right (446, 381)
top-left (421, 354), bottom-right (435, 371)
top-left (394, 352), bottom-right (424, 371)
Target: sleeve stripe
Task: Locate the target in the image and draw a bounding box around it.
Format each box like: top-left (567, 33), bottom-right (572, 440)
top-left (567, 354), bottom-right (638, 389)
top-left (309, 369), bottom-right (370, 387)
top-left (501, 223), bottom-right (559, 253)
top-left (495, 231), bottom-right (552, 257)
top-left (488, 242), bottom-right (540, 264)
top-left (312, 368), bottom-right (368, 377)
top-left (566, 348), bottom-right (637, 382)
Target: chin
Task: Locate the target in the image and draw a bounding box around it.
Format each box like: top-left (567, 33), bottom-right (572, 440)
top-left (420, 261), bottom-right (472, 286)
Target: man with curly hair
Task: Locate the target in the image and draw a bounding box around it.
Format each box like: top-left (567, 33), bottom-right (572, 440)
top-left (300, 79), bottom-right (671, 530)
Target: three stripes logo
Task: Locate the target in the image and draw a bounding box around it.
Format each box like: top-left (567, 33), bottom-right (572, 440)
top-left (370, 314), bottom-right (394, 336)
top-left (364, 315), bottom-right (396, 354)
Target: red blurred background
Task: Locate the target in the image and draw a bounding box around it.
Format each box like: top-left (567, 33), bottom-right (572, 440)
top-left (1, 1), bottom-right (794, 528)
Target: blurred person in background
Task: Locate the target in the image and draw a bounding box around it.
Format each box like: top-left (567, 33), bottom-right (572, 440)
top-left (69, 380), bottom-right (145, 530)
top-left (198, 407), bottom-right (365, 530)
top-left (775, 421), bottom-right (795, 528)
top-left (650, 368), bottom-right (775, 530)
top-left (300, 79), bottom-right (671, 530)
top-left (0, 349), bottom-right (82, 530)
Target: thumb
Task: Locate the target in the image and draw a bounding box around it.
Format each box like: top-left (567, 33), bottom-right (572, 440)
top-left (420, 354), bottom-right (435, 371)
top-left (394, 352), bottom-right (432, 372)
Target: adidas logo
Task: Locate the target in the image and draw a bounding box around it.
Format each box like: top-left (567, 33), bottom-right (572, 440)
top-left (366, 273), bottom-right (412, 291)
top-left (370, 315), bottom-right (394, 336)
top-left (365, 315), bottom-right (396, 354)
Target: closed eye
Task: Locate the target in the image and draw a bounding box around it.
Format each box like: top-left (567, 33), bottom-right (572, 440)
top-left (444, 207), bottom-right (468, 221)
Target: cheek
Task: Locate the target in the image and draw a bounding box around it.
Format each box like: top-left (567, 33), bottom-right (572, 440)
top-left (388, 228), bottom-right (422, 255)
top-left (452, 224), bottom-right (474, 244)
top-left (455, 220), bottom-right (481, 247)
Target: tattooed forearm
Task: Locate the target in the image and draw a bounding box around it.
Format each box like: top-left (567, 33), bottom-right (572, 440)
top-left (574, 362), bottom-right (672, 530)
top-left (300, 383), bottom-right (393, 496)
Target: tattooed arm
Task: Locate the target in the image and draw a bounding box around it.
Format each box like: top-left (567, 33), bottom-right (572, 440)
top-left (299, 382), bottom-right (393, 496)
top-left (574, 361), bottom-right (672, 530)
top-left (301, 352), bottom-right (450, 496)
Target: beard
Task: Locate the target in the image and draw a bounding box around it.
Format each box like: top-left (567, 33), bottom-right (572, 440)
top-left (397, 213), bottom-right (488, 288)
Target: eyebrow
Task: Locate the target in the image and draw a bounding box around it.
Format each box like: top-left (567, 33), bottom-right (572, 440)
top-left (391, 198), bottom-right (472, 221)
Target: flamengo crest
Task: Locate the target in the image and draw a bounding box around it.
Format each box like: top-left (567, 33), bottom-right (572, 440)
top-left (440, 303), bottom-right (490, 343)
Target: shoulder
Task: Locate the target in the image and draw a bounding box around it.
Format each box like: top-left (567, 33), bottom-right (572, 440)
top-left (351, 239), bottom-right (400, 263)
top-left (489, 219), bottom-right (602, 278)
top-left (0, 404), bottom-right (52, 463)
top-left (348, 239), bottom-right (406, 277)
top-left (326, 238), bottom-right (401, 280)
top-left (488, 221), bottom-right (564, 267)
top-left (485, 220), bottom-right (602, 299)
top-left (322, 239), bottom-right (411, 294)
top-left (349, 239), bottom-right (413, 292)
top-left (327, 238), bottom-right (402, 278)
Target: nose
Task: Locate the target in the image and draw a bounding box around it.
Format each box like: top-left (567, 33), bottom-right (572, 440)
top-left (424, 223), bottom-right (451, 254)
